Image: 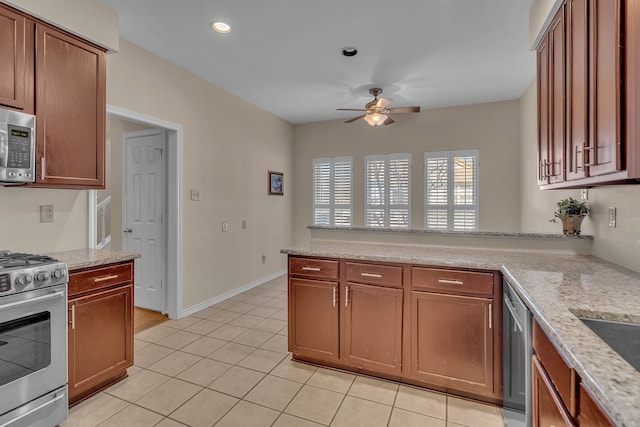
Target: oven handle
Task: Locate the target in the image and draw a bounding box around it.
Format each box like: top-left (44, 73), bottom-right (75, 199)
top-left (0, 391), bottom-right (65, 427)
top-left (504, 295), bottom-right (523, 333)
top-left (0, 290), bottom-right (65, 311)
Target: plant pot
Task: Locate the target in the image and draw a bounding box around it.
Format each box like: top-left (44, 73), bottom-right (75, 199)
top-left (560, 215), bottom-right (585, 235)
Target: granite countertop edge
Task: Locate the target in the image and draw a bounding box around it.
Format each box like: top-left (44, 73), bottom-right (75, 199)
top-left (281, 242), bottom-right (640, 427)
top-left (47, 248), bottom-right (140, 271)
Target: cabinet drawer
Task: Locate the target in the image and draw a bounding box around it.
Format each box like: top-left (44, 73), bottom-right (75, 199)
top-left (289, 257), bottom-right (338, 280)
top-left (345, 262), bottom-right (402, 287)
top-left (69, 262), bottom-right (133, 296)
top-left (411, 267), bottom-right (494, 295)
top-left (533, 320), bottom-right (577, 418)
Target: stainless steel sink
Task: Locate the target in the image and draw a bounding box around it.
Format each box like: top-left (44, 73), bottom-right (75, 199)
top-left (579, 317), bottom-right (640, 372)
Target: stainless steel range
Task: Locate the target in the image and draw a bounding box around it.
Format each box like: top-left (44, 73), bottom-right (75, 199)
top-left (0, 251), bottom-right (68, 427)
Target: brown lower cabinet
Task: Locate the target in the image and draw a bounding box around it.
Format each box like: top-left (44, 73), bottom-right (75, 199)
top-left (532, 319), bottom-right (614, 427)
top-left (68, 261), bottom-right (134, 405)
top-left (411, 291), bottom-right (494, 396)
top-left (288, 256), bottom-right (501, 403)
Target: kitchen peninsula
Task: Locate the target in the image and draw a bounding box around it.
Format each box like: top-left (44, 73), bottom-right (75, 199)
top-left (282, 238), bottom-right (640, 427)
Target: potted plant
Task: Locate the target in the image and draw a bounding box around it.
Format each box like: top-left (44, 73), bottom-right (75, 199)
top-left (550, 197), bottom-right (590, 235)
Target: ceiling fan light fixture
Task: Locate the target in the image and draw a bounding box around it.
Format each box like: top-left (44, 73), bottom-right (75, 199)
top-left (364, 112), bottom-right (388, 127)
top-left (211, 21), bottom-right (231, 33)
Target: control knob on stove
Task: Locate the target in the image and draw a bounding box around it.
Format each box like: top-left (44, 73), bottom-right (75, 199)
top-left (15, 274), bottom-right (33, 289)
top-left (52, 268), bottom-right (66, 280)
top-left (34, 271), bottom-right (50, 283)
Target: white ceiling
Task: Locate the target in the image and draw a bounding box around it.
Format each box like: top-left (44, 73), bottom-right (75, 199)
top-left (100, 0), bottom-right (535, 125)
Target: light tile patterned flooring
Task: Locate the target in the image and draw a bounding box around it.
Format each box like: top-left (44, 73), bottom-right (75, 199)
top-left (62, 275), bottom-right (505, 427)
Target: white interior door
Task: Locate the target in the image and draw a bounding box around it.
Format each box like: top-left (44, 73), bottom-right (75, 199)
top-left (123, 130), bottom-right (167, 312)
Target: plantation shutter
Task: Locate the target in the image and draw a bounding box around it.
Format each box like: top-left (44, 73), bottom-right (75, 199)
top-left (313, 157), bottom-right (352, 226)
top-left (424, 150), bottom-right (478, 230)
top-left (365, 153), bottom-right (411, 227)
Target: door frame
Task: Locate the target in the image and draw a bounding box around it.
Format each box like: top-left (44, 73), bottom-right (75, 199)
top-left (88, 105), bottom-right (183, 319)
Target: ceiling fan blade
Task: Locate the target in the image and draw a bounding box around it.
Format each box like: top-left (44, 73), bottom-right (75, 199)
top-left (383, 117), bottom-right (396, 126)
top-left (337, 108), bottom-right (366, 111)
top-left (344, 114), bottom-right (366, 123)
top-left (376, 97), bottom-right (392, 109)
top-left (387, 106), bottom-right (421, 113)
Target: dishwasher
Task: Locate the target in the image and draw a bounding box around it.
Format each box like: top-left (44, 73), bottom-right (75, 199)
top-left (503, 278), bottom-right (532, 427)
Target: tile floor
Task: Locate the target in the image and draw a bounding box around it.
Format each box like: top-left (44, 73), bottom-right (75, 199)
top-left (62, 275), bottom-right (506, 427)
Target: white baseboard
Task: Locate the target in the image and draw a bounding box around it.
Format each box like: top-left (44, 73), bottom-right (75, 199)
top-left (181, 269), bottom-right (286, 318)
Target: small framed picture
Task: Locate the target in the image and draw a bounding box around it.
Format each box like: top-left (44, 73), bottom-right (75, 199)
top-left (268, 171), bottom-right (284, 195)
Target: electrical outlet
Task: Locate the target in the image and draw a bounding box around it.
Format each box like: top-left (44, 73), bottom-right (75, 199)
top-left (261, 254), bottom-right (266, 264)
top-left (242, 220), bottom-right (247, 229)
top-left (608, 207), bottom-right (617, 228)
top-left (190, 189), bottom-right (200, 201)
top-left (581, 188), bottom-right (588, 201)
top-left (222, 221), bottom-right (228, 232)
top-left (40, 205), bottom-right (54, 223)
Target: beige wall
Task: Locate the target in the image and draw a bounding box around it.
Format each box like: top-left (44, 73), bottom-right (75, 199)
top-left (292, 101), bottom-right (522, 245)
top-left (529, 0), bottom-right (563, 48)
top-left (107, 40), bottom-right (294, 309)
top-left (2, 0), bottom-right (118, 51)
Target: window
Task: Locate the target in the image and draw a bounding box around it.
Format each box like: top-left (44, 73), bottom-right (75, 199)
top-left (365, 153), bottom-right (411, 227)
top-left (424, 150), bottom-right (478, 230)
top-left (312, 157), bottom-right (353, 226)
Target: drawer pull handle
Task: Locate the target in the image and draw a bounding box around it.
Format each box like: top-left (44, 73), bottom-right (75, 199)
top-left (94, 274), bottom-right (119, 283)
top-left (438, 279), bottom-right (464, 285)
top-left (489, 303), bottom-right (493, 329)
top-left (70, 305), bottom-right (76, 330)
top-left (361, 272), bottom-right (382, 278)
top-left (345, 285), bottom-right (350, 307)
top-left (332, 286), bottom-right (337, 308)
top-left (302, 267), bottom-right (321, 272)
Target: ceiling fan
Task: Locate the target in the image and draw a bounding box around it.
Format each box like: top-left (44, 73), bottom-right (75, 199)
top-left (337, 88), bottom-right (421, 127)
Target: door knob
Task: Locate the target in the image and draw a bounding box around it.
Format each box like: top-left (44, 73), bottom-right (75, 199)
top-left (124, 228), bottom-right (132, 233)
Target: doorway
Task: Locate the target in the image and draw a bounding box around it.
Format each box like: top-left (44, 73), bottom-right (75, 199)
top-left (88, 105), bottom-right (183, 319)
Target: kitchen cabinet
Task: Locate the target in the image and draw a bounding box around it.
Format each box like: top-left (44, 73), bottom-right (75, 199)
top-left (343, 263), bottom-right (403, 375)
top-left (532, 355), bottom-right (576, 427)
top-left (33, 23), bottom-right (106, 189)
top-left (536, 0), bottom-right (634, 188)
top-left (410, 267), bottom-right (498, 398)
top-left (577, 383), bottom-right (614, 426)
top-left (68, 261), bottom-right (134, 405)
top-left (0, 4), bottom-right (33, 113)
top-left (288, 277), bottom-right (340, 361)
top-left (287, 255), bottom-right (502, 404)
top-left (537, 6), bottom-right (566, 185)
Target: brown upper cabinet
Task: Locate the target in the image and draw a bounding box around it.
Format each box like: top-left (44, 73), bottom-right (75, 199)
top-left (0, 5), bottom-right (33, 113)
top-left (0, 3), bottom-right (106, 189)
top-left (537, 0), bottom-right (640, 188)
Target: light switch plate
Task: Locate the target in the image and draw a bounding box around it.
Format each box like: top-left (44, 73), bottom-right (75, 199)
top-left (222, 221), bottom-right (228, 232)
top-left (608, 207), bottom-right (617, 228)
top-left (190, 189), bottom-right (200, 201)
top-left (581, 188), bottom-right (588, 200)
top-left (242, 220), bottom-right (246, 229)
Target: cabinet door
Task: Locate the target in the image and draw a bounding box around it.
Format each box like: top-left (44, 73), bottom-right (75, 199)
top-left (578, 384), bottom-right (614, 427)
top-left (566, 0), bottom-right (589, 180)
top-left (68, 285), bottom-right (133, 403)
top-left (289, 277), bottom-right (339, 361)
top-left (537, 33), bottom-right (551, 185)
top-left (0, 5), bottom-right (32, 112)
top-left (34, 23), bottom-right (106, 188)
top-left (532, 356), bottom-right (576, 427)
top-left (343, 283), bottom-right (403, 375)
top-left (588, 0), bottom-right (623, 177)
top-left (411, 291), bottom-right (495, 397)
top-left (549, 7), bottom-right (566, 183)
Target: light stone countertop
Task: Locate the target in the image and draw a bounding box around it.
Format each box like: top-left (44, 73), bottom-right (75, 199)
top-left (281, 240), bottom-right (640, 427)
top-left (47, 248), bottom-right (140, 271)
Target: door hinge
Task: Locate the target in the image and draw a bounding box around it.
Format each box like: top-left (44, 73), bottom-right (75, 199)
top-left (155, 147), bottom-right (163, 157)
top-left (160, 280), bottom-right (163, 289)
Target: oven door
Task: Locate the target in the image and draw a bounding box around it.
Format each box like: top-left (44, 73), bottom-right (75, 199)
top-left (0, 285), bottom-right (67, 416)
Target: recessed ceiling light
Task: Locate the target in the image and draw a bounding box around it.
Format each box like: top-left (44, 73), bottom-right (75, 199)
top-left (211, 21), bottom-right (231, 34)
top-left (342, 46), bottom-right (358, 57)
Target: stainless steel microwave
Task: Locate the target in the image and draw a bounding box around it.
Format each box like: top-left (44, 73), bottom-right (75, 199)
top-left (0, 108), bottom-right (36, 184)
